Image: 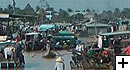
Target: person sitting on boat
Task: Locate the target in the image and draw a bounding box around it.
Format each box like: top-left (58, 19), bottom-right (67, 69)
top-left (73, 43), bottom-right (84, 59)
top-left (72, 43), bottom-right (84, 65)
top-left (75, 43), bottom-right (84, 55)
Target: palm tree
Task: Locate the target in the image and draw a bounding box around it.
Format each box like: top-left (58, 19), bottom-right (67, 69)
top-left (67, 8), bottom-right (73, 13)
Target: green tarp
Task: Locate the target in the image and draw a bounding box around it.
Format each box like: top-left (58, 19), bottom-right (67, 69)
top-left (38, 24), bottom-right (55, 31)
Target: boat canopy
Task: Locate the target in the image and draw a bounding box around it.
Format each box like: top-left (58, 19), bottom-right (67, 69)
top-left (100, 31), bottom-right (130, 36)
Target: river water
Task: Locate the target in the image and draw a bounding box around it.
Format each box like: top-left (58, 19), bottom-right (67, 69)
top-left (0, 37), bottom-right (88, 70)
top-left (1, 50), bottom-right (72, 70)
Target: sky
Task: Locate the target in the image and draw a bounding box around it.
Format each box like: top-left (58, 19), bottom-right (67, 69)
top-left (0, 0), bottom-right (130, 11)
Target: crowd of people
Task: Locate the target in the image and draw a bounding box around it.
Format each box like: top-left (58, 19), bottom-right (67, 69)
top-left (1, 21), bottom-right (130, 69)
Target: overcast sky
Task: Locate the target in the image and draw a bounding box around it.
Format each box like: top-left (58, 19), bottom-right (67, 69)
top-left (0, 0), bottom-right (130, 11)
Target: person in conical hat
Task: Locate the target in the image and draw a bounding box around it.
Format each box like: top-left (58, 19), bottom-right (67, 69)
top-left (55, 56), bottom-right (65, 70)
top-left (56, 56), bottom-right (63, 62)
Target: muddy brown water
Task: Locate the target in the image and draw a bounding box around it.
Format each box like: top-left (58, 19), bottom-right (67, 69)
top-left (1, 50), bottom-right (72, 70)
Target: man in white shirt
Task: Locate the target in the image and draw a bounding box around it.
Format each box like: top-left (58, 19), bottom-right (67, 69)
top-left (75, 43), bottom-right (84, 55)
top-left (4, 47), bottom-right (14, 60)
top-left (72, 43), bottom-right (84, 65)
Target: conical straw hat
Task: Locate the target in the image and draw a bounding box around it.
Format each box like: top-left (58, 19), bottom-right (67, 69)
top-left (56, 56), bottom-right (63, 62)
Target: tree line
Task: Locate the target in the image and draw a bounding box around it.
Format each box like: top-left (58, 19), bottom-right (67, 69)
top-left (0, 3), bottom-right (130, 24)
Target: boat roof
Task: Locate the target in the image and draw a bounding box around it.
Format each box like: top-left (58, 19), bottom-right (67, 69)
top-left (25, 32), bottom-right (40, 35)
top-left (54, 31), bottom-right (75, 36)
top-left (100, 31), bottom-right (130, 36)
top-left (85, 23), bottom-right (111, 27)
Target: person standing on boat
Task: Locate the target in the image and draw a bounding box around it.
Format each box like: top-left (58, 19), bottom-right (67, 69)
top-left (16, 33), bottom-right (21, 43)
top-left (55, 56), bottom-right (65, 70)
top-left (113, 36), bottom-right (121, 55)
top-left (98, 35), bottom-right (103, 48)
top-left (16, 37), bottom-right (25, 66)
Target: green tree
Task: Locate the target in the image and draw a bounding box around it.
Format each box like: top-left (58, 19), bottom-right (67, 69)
top-left (6, 4), bottom-right (14, 14)
top-left (98, 10), bottom-right (113, 23)
top-left (86, 9), bottom-right (91, 13)
top-left (67, 8), bottom-right (73, 13)
top-left (45, 1), bottom-right (50, 8)
top-left (75, 13), bottom-right (84, 21)
top-left (92, 9), bottom-right (95, 12)
top-left (15, 7), bottom-right (23, 14)
top-left (39, 0), bottom-right (49, 9)
top-left (121, 8), bottom-right (130, 19)
top-left (58, 9), bottom-right (70, 22)
top-left (36, 6), bottom-right (40, 12)
top-left (114, 8), bottom-right (121, 18)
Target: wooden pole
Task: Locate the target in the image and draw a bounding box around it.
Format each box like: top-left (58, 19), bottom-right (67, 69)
top-left (94, 22), bottom-right (97, 36)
